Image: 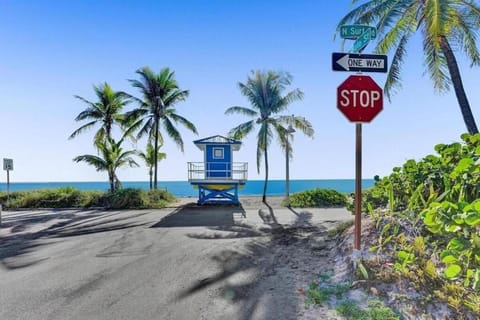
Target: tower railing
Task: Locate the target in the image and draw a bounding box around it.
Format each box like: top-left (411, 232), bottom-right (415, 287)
top-left (187, 162), bottom-right (248, 182)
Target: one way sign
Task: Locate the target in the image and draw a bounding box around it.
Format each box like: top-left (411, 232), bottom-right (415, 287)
top-left (332, 52), bottom-right (388, 73)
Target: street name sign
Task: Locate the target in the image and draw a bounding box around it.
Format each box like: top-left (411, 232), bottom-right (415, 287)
top-left (340, 25), bottom-right (377, 39)
top-left (332, 52), bottom-right (387, 73)
top-left (337, 75), bottom-right (383, 123)
top-left (350, 28), bottom-right (372, 53)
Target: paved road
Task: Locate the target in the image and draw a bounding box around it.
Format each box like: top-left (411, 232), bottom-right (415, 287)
top-left (0, 202), bottom-right (353, 320)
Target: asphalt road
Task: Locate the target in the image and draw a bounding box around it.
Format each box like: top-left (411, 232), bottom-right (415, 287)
top-left (0, 201), bottom-right (353, 320)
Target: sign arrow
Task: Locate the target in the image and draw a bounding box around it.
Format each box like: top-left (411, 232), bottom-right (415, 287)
top-left (332, 52), bottom-right (388, 73)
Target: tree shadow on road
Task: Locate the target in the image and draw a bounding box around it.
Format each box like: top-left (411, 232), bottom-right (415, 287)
top-left (175, 201), bottom-right (332, 320)
top-left (0, 210), bottom-right (151, 270)
top-left (151, 203), bottom-right (246, 228)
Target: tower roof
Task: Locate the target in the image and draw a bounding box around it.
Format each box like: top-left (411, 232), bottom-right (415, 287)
top-left (193, 135), bottom-right (242, 151)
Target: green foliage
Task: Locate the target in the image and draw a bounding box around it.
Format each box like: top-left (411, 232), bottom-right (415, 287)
top-left (305, 274), bottom-right (400, 319)
top-left (0, 187), bottom-right (174, 209)
top-left (0, 187), bottom-right (103, 208)
top-left (336, 300), bottom-right (400, 320)
top-left (306, 276), bottom-right (351, 306)
top-left (361, 134), bottom-right (480, 317)
top-left (287, 188), bottom-right (347, 207)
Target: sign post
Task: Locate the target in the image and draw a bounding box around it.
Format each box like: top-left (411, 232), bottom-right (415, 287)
top-left (335, 25), bottom-right (384, 251)
top-left (337, 75), bottom-right (383, 250)
top-left (3, 158), bottom-right (13, 203)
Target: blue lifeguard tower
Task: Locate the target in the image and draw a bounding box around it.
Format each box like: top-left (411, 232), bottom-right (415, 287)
top-left (188, 135), bottom-right (248, 205)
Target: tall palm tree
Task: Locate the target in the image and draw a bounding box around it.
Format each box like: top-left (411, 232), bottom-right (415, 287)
top-left (138, 142), bottom-right (166, 190)
top-left (69, 83), bottom-right (131, 147)
top-left (125, 67), bottom-right (198, 189)
top-left (225, 70), bottom-right (314, 203)
top-left (337, 0), bottom-right (480, 134)
top-left (73, 137), bottom-right (139, 192)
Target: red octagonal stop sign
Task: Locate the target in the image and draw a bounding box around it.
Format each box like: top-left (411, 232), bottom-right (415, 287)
top-left (337, 75), bottom-right (383, 122)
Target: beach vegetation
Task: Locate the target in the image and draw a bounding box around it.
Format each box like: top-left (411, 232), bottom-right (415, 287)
top-left (124, 67), bottom-right (198, 190)
top-left (69, 82), bottom-right (131, 147)
top-left (0, 187), bottom-right (175, 209)
top-left (225, 70), bottom-right (314, 203)
top-left (73, 137), bottom-right (139, 192)
top-left (337, 1), bottom-right (480, 134)
top-left (0, 187), bottom-right (103, 209)
top-left (102, 188), bottom-right (174, 209)
top-left (359, 133), bottom-right (480, 317)
top-left (305, 274), bottom-right (399, 319)
top-left (287, 188), bottom-right (347, 207)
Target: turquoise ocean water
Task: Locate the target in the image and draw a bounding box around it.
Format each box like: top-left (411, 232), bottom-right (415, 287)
top-left (0, 180), bottom-right (375, 197)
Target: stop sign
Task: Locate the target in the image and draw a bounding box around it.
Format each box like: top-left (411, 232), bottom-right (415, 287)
top-left (337, 75), bottom-right (383, 122)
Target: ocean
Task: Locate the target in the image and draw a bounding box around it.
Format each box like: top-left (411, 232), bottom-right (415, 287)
top-left (0, 179), bottom-right (375, 197)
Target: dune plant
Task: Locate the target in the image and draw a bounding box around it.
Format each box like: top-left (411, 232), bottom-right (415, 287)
top-left (363, 134), bottom-right (480, 316)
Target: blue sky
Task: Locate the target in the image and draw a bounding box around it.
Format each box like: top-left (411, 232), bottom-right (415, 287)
top-left (1, 0), bottom-right (479, 182)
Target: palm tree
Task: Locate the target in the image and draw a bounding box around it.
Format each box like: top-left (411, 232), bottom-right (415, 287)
top-left (69, 83), bottom-right (131, 147)
top-left (138, 142), bottom-right (166, 190)
top-left (225, 70), bottom-right (314, 203)
top-left (337, 0), bottom-right (480, 134)
top-left (73, 137), bottom-right (139, 192)
top-left (125, 67), bottom-right (198, 189)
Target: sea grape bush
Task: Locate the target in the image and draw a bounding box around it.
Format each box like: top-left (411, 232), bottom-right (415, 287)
top-left (287, 188), bottom-right (347, 207)
top-left (365, 133), bottom-right (480, 301)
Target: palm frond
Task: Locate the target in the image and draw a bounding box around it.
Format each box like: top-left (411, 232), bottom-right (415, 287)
top-left (224, 106), bottom-right (258, 117)
top-left (227, 120), bottom-right (255, 140)
top-left (384, 34), bottom-right (409, 100)
top-left (168, 112), bottom-right (198, 135)
top-left (68, 120), bottom-right (97, 139)
top-left (73, 154), bottom-right (107, 171)
top-left (163, 116), bottom-right (184, 152)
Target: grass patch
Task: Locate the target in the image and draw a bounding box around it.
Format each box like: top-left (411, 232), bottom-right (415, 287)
top-left (305, 274), bottom-right (399, 319)
top-left (306, 274), bottom-right (351, 305)
top-left (336, 299), bottom-right (399, 320)
top-left (327, 220), bottom-right (355, 238)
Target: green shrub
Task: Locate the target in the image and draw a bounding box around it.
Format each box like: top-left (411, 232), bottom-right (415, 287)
top-left (0, 187), bottom-right (104, 208)
top-left (0, 187), bottom-right (175, 209)
top-left (287, 188), bottom-right (347, 207)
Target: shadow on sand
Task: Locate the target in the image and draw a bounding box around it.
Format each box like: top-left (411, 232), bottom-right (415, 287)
top-left (175, 200), bottom-right (331, 320)
top-left (151, 203), bottom-right (246, 228)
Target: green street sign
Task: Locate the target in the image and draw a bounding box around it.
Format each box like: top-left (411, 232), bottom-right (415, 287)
top-left (340, 25), bottom-right (377, 40)
top-left (350, 28), bottom-right (372, 53)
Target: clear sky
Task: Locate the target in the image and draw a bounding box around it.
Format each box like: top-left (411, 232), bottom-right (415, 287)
top-left (1, 0), bottom-right (479, 183)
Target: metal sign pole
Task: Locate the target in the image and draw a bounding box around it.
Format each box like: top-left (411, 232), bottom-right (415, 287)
top-left (6, 169), bottom-right (10, 204)
top-left (354, 123), bottom-right (362, 250)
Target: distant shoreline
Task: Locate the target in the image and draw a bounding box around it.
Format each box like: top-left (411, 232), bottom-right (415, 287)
top-left (0, 179), bottom-right (375, 196)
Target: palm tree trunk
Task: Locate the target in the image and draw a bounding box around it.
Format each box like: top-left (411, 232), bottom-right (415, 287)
top-left (440, 37), bottom-right (478, 134)
top-left (149, 168), bottom-right (153, 190)
top-left (109, 171), bottom-right (115, 192)
top-left (262, 146), bottom-right (269, 203)
top-left (153, 117), bottom-right (159, 189)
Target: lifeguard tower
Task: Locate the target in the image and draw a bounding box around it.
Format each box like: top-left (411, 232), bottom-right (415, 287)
top-left (187, 135), bottom-right (248, 205)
